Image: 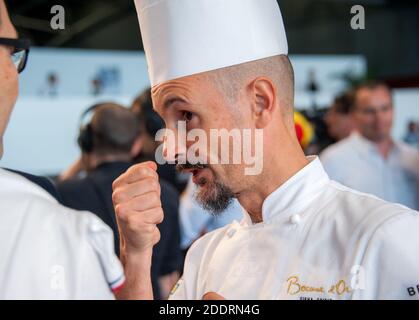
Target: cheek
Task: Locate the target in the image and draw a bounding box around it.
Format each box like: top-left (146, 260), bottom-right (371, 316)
top-left (359, 115), bottom-right (374, 126)
top-left (385, 111), bottom-right (394, 124)
top-left (0, 55), bottom-right (19, 97)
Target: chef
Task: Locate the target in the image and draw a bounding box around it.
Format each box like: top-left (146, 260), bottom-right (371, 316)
top-left (112, 0), bottom-right (419, 300)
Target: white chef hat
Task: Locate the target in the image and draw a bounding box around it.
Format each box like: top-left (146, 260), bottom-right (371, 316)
top-left (134, 0), bottom-right (288, 86)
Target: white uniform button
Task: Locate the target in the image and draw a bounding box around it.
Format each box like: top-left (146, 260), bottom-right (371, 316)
top-left (227, 228), bottom-right (237, 238)
top-left (290, 214), bottom-right (301, 225)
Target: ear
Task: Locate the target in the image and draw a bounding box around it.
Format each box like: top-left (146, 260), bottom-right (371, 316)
top-left (248, 77), bottom-right (276, 129)
top-left (130, 136), bottom-right (143, 158)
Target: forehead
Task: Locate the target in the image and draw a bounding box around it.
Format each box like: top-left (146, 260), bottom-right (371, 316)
top-left (356, 86), bottom-right (392, 106)
top-left (151, 72), bottom-right (217, 109)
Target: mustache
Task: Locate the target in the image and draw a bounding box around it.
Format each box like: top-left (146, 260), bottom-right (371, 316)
top-left (176, 161), bottom-right (208, 172)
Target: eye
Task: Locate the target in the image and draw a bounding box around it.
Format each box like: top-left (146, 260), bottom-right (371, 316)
top-left (181, 111), bottom-right (194, 122)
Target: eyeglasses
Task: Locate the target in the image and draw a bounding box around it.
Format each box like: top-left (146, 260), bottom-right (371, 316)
top-left (0, 38), bottom-right (30, 73)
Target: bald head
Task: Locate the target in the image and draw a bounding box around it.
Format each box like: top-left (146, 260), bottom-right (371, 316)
top-left (206, 55), bottom-right (295, 123)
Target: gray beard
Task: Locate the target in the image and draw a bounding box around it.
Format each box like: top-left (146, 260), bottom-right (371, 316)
top-left (194, 177), bottom-right (235, 215)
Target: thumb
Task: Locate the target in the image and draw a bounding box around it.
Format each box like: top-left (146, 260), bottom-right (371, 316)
top-left (144, 161), bottom-right (158, 171)
top-left (202, 292), bottom-right (226, 300)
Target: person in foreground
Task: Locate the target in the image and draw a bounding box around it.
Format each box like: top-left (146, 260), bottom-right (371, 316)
top-left (112, 0), bottom-right (419, 300)
top-left (0, 0), bottom-right (159, 300)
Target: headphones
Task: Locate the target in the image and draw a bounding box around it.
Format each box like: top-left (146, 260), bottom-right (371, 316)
top-left (143, 108), bottom-right (165, 137)
top-left (77, 103), bottom-right (103, 153)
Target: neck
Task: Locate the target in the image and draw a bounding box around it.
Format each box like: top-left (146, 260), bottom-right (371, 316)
top-left (374, 137), bottom-right (393, 159)
top-left (237, 134), bottom-right (309, 224)
top-left (88, 153), bottom-right (131, 171)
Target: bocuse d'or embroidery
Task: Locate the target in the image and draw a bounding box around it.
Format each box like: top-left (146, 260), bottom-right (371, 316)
top-left (287, 275), bottom-right (352, 296)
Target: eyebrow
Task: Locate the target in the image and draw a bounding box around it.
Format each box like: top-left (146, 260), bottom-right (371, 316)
top-left (163, 97), bottom-right (188, 110)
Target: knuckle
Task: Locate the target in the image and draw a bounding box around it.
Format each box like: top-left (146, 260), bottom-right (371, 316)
top-left (126, 216), bottom-right (139, 231)
top-left (157, 208), bottom-right (164, 224)
top-left (128, 163), bottom-right (141, 173)
top-left (138, 167), bottom-right (149, 177)
top-left (115, 204), bottom-right (127, 219)
top-left (112, 190), bottom-right (125, 204)
top-left (112, 178), bottom-right (120, 191)
top-left (144, 224), bottom-right (155, 234)
top-left (154, 229), bottom-right (161, 243)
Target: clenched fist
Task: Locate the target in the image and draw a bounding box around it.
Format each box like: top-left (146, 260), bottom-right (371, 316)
top-left (112, 161), bottom-right (164, 256)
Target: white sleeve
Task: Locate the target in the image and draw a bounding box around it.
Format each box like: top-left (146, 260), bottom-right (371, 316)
top-left (358, 209), bottom-right (419, 300)
top-left (75, 213), bottom-right (125, 299)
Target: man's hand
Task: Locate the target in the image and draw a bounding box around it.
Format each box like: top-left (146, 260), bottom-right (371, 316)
top-left (202, 292), bottom-right (226, 300)
top-left (112, 161), bottom-right (164, 299)
top-left (112, 161), bottom-right (163, 256)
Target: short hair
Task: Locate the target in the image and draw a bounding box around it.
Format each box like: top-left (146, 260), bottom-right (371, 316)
top-left (355, 80), bottom-right (390, 92)
top-left (90, 103), bottom-right (139, 156)
top-left (131, 87), bottom-right (153, 118)
top-left (131, 87), bottom-right (165, 136)
top-left (353, 80), bottom-right (392, 108)
top-left (332, 90), bottom-right (355, 114)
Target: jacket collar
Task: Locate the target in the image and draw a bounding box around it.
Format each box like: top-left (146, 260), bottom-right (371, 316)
top-left (242, 156), bottom-right (330, 226)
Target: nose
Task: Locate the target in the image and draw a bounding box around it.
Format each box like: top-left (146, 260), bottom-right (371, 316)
top-left (161, 126), bottom-right (188, 163)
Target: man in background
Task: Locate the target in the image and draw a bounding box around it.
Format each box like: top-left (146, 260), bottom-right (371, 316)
top-left (324, 90), bottom-right (355, 142)
top-left (57, 103), bottom-right (182, 299)
top-left (321, 82), bottom-right (419, 210)
top-left (404, 120), bottom-right (419, 149)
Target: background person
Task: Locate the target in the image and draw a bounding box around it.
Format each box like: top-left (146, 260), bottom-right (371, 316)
top-left (57, 102), bottom-right (182, 299)
top-left (321, 82), bottom-right (419, 210)
top-left (324, 90), bottom-right (355, 142)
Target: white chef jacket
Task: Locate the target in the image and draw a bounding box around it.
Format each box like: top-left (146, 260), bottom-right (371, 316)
top-left (320, 131), bottom-right (419, 210)
top-left (180, 178), bottom-right (244, 249)
top-left (169, 157), bottom-right (419, 300)
top-left (0, 169), bottom-right (124, 299)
